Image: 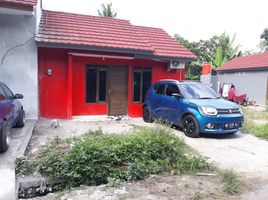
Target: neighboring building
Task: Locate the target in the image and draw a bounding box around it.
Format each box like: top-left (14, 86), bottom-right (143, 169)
top-left (217, 52), bottom-right (268, 105)
top-left (36, 10), bottom-right (196, 119)
top-left (0, 0), bottom-right (41, 119)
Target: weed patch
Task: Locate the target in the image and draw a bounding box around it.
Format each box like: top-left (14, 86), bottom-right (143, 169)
top-left (221, 170), bottom-right (243, 194)
top-left (34, 126), bottom-right (211, 187)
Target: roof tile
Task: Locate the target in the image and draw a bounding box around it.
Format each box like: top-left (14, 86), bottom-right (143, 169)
top-left (36, 10), bottom-right (196, 60)
top-left (1, 0), bottom-right (37, 6)
top-left (217, 52), bottom-right (268, 71)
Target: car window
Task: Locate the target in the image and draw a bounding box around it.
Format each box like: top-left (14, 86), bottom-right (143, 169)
top-left (153, 84), bottom-right (159, 92)
top-left (0, 86), bottom-right (7, 100)
top-left (1, 83), bottom-right (14, 98)
top-left (180, 83), bottom-right (220, 99)
top-left (156, 84), bottom-right (166, 95)
top-left (166, 84), bottom-right (180, 96)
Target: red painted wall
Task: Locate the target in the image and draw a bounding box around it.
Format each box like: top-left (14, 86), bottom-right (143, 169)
top-left (38, 48), bottom-right (68, 118)
top-left (38, 48), bottom-right (185, 118)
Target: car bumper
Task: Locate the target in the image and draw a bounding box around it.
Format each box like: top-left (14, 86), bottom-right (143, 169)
top-left (197, 113), bottom-right (244, 134)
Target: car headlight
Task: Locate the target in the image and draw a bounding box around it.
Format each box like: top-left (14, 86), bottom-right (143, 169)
top-left (199, 106), bottom-right (218, 116)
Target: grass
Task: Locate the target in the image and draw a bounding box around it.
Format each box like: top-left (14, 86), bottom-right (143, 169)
top-left (32, 125), bottom-right (211, 188)
top-left (221, 170), bottom-right (243, 195)
top-left (241, 107), bottom-right (268, 140)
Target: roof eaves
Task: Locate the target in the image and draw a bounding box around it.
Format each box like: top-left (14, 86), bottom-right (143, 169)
top-left (217, 66), bottom-right (268, 72)
top-left (36, 41), bottom-right (154, 55)
top-left (134, 53), bottom-right (197, 62)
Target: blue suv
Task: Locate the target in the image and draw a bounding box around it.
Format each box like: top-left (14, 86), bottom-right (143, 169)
top-left (143, 80), bottom-right (244, 137)
top-left (0, 82), bottom-right (25, 153)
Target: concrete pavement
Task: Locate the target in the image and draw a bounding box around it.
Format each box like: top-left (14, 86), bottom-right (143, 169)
top-left (0, 120), bottom-right (36, 200)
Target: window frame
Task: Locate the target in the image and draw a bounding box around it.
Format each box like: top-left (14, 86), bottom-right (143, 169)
top-left (85, 65), bottom-right (108, 104)
top-left (132, 68), bottom-right (152, 103)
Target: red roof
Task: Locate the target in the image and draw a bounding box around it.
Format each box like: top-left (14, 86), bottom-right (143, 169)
top-left (36, 10), bottom-right (196, 60)
top-left (217, 52), bottom-right (268, 72)
top-left (0, 0), bottom-right (37, 7)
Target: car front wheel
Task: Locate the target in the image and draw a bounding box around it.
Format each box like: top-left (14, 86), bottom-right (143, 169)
top-left (0, 121), bottom-right (11, 153)
top-left (182, 115), bottom-right (200, 138)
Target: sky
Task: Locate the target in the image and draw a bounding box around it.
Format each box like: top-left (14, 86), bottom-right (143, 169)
top-left (42, 0), bottom-right (268, 52)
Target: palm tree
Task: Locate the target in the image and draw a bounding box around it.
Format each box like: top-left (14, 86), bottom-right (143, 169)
top-left (97, 3), bottom-right (117, 18)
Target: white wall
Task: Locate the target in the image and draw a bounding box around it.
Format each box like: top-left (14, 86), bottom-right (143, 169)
top-left (218, 71), bottom-right (268, 105)
top-left (0, 13), bottom-right (38, 119)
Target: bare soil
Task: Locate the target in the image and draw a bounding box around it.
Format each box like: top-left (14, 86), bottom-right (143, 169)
top-left (30, 174), bottom-right (239, 200)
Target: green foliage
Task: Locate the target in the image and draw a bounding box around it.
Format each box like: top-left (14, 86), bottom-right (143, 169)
top-left (221, 170), bottom-right (242, 194)
top-left (16, 157), bottom-right (36, 175)
top-left (97, 3), bottom-right (117, 18)
top-left (36, 126), bottom-right (211, 187)
top-left (107, 177), bottom-right (121, 187)
top-left (215, 47), bottom-right (223, 67)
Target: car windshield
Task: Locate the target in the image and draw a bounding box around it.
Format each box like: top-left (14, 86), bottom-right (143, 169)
top-left (180, 83), bottom-right (220, 99)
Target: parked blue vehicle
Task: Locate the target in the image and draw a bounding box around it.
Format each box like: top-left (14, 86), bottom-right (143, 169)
top-left (143, 80), bottom-right (244, 137)
top-left (0, 82), bottom-right (25, 153)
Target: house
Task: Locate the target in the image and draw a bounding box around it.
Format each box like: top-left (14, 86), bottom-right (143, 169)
top-left (0, 0), bottom-right (41, 119)
top-left (217, 52), bottom-right (268, 105)
top-left (36, 10), bottom-right (196, 119)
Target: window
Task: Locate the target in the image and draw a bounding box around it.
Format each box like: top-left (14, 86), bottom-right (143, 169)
top-left (86, 66), bottom-right (107, 103)
top-left (1, 83), bottom-right (13, 98)
top-left (166, 84), bottom-right (180, 96)
top-left (133, 69), bottom-right (152, 103)
top-left (156, 84), bottom-right (166, 95)
top-left (180, 83), bottom-right (220, 99)
top-left (0, 86), bottom-right (7, 100)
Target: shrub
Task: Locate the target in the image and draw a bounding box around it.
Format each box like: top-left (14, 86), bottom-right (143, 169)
top-left (36, 126), bottom-right (211, 187)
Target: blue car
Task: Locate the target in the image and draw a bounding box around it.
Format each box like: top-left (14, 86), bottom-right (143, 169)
top-left (143, 80), bottom-right (244, 137)
top-left (0, 82), bottom-right (25, 153)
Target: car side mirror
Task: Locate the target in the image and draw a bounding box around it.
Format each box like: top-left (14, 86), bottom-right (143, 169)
top-left (171, 93), bottom-right (181, 99)
top-left (14, 93), bottom-right (23, 99)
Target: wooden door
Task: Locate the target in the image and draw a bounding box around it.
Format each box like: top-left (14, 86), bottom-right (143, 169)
top-left (108, 67), bottom-right (128, 115)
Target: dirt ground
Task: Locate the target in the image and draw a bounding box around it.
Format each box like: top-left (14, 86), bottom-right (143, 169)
top-left (24, 118), bottom-right (268, 199)
top-left (30, 174), bottom-right (239, 200)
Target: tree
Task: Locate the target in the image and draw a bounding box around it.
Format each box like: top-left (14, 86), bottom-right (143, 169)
top-left (260, 28), bottom-right (268, 50)
top-left (206, 33), bottom-right (242, 68)
top-left (174, 33), bottom-right (242, 80)
top-left (97, 3), bottom-right (117, 18)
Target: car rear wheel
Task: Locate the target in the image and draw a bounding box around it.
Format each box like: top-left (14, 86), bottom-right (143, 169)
top-left (143, 106), bottom-right (153, 123)
top-left (182, 115), bottom-right (200, 138)
top-left (0, 121), bottom-right (11, 153)
top-left (16, 109), bottom-right (25, 128)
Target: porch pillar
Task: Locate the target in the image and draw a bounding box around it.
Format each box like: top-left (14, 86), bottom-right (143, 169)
top-left (67, 54), bottom-right (73, 119)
